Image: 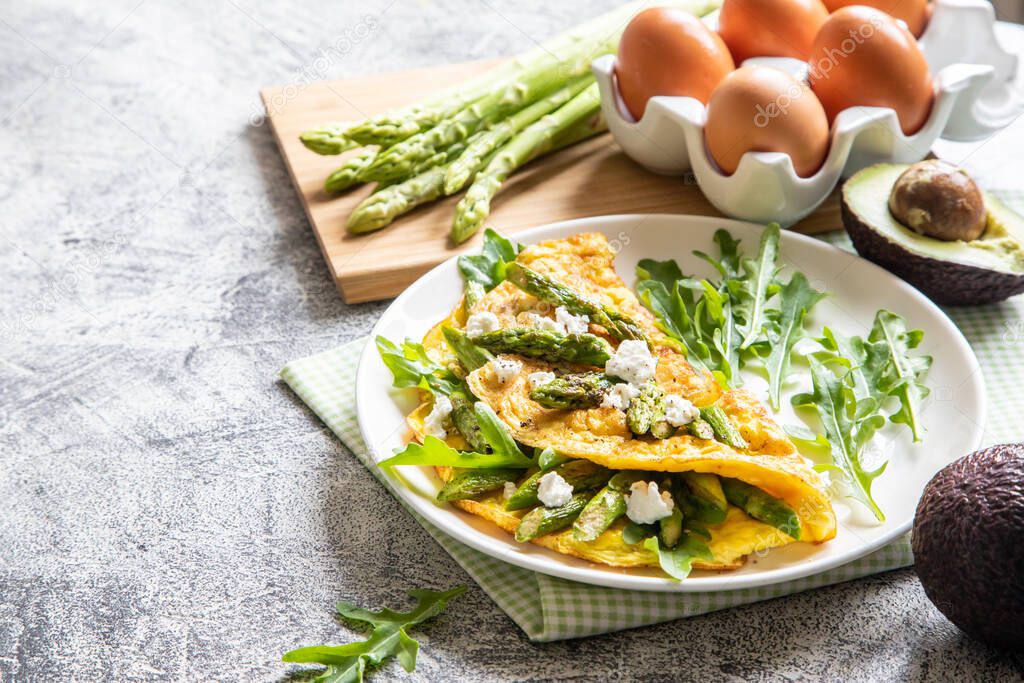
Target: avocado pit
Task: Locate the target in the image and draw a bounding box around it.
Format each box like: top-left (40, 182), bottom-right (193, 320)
top-left (888, 160), bottom-right (987, 242)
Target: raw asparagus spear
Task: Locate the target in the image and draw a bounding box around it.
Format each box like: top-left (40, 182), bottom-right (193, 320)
top-left (572, 484), bottom-right (627, 541)
top-left (442, 327), bottom-right (493, 372)
top-left (473, 328), bottom-right (613, 366)
top-left (436, 468), bottom-right (522, 502)
top-left (699, 406), bottom-right (748, 450)
top-left (504, 263), bottom-right (646, 342)
top-left (627, 383), bottom-right (664, 436)
top-left (338, 0), bottom-right (651, 147)
top-left (515, 492), bottom-right (591, 542)
top-left (443, 74), bottom-right (593, 194)
top-left (449, 392), bottom-right (487, 452)
top-left (721, 478), bottom-right (801, 540)
top-left (505, 459), bottom-right (611, 511)
top-left (324, 148), bottom-right (379, 193)
top-left (299, 123), bottom-right (360, 155)
top-left (450, 83), bottom-right (604, 244)
top-left (530, 372), bottom-right (616, 409)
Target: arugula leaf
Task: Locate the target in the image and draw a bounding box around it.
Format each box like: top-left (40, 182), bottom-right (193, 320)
top-left (457, 228), bottom-right (523, 293)
top-left (868, 310), bottom-right (932, 441)
top-left (642, 531), bottom-right (713, 581)
top-left (375, 336), bottom-right (460, 396)
top-left (380, 404), bottom-right (532, 469)
top-left (622, 521), bottom-right (655, 545)
top-left (792, 358), bottom-right (888, 520)
top-left (282, 586), bottom-right (466, 683)
top-left (818, 327), bottom-right (889, 406)
top-left (693, 228), bottom-right (743, 279)
top-left (739, 223), bottom-right (780, 349)
top-left (636, 260), bottom-right (711, 372)
top-left (765, 272), bottom-right (826, 410)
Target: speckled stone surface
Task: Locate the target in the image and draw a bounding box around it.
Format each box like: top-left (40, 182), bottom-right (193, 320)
top-left (1, 1), bottom-right (1023, 680)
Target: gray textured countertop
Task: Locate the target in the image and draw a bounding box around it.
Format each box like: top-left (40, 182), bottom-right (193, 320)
top-left (2, 1), bottom-right (1023, 680)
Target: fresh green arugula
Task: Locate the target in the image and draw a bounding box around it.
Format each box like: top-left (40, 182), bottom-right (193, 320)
top-left (282, 586), bottom-right (466, 683)
top-left (642, 529), bottom-right (713, 582)
top-left (792, 358), bottom-right (888, 521)
top-left (380, 403), bottom-right (532, 469)
top-left (635, 223), bottom-right (821, 396)
top-left (765, 272), bottom-right (826, 410)
top-left (375, 336), bottom-right (460, 396)
top-left (457, 228), bottom-right (524, 293)
top-left (869, 310), bottom-right (933, 441)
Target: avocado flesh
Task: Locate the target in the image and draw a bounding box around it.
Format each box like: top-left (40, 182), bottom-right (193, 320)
top-left (842, 164), bottom-right (1024, 305)
top-left (912, 444), bottom-right (1024, 651)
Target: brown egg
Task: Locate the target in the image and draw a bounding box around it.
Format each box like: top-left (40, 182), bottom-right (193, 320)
top-left (705, 65), bottom-right (830, 177)
top-left (808, 6), bottom-right (934, 135)
top-left (823, 0), bottom-right (932, 38)
top-left (616, 7), bottom-right (735, 120)
top-left (719, 0), bottom-right (830, 63)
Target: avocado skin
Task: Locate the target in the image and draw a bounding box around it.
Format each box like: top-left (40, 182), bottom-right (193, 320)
top-left (912, 444), bottom-right (1024, 651)
top-left (842, 197), bottom-right (1024, 306)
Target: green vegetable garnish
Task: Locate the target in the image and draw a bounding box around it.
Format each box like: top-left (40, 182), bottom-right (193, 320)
top-left (765, 272), bottom-right (826, 410)
top-left (457, 228), bottom-right (523, 294)
top-left (869, 310), bottom-right (933, 442)
top-left (282, 586), bottom-right (466, 683)
top-left (642, 530), bottom-right (713, 582)
top-left (375, 336), bottom-right (460, 396)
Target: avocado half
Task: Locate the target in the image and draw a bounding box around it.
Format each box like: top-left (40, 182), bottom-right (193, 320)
top-left (912, 444), bottom-right (1024, 651)
top-left (842, 164), bottom-right (1024, 305)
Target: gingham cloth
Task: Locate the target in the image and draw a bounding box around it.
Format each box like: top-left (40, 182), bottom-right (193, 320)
top-left (281, 232), bottom-right (1022, 642)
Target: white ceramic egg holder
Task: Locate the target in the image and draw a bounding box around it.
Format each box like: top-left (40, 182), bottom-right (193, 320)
top-left (593, 0), bottom-right (1021, 226)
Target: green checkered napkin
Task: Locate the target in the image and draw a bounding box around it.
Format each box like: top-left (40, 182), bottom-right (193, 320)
top-left (281, 232), bottom-right (1022, 642)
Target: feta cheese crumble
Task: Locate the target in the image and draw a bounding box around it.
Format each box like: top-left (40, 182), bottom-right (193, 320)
top-left (465, 311), bottom-right (499, 338)
top-left (527, 371), bottom-right (556, 390)
top-left (524, 311), bottom-right (565, 334)
top-left (625, 481), bottom-right (674, 524)
top-left (605, 339), bottom-right (657, 385)
top-left (663, 394), bottom-right (700, 427)
top-left (491, 357), bottom-right (522, 384)
top-left (502, 481), bottom-right (517, 500)
top-left (423, 395), bottom-right (453, 439)
top-left (600, 382), bottom-right (640, 410)
top-left (555, 306), bottom-right (590, 335)
top-left (537, 471), bottom-right (574, 508)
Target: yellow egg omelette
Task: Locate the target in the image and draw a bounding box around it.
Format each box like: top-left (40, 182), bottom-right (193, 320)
top-left (401, 231), bottom-right (836, 575)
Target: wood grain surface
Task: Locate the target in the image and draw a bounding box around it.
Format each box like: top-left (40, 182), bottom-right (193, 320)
top-left (261, 59), bottom-right (843, 303)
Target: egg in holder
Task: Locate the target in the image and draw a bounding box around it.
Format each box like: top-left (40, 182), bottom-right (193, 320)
top-left (595, 0), bottom-right (1021, 226)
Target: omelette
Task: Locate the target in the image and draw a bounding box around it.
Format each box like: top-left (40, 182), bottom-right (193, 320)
top-left (387, 232), bottom-right (836, 577)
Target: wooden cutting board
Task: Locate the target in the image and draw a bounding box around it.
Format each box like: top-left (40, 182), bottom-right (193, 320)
top-left (261, 60), bottom-right (842, 304)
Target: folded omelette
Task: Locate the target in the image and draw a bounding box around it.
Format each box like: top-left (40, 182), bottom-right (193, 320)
top-left (400, 232), bottom-right (836, 574)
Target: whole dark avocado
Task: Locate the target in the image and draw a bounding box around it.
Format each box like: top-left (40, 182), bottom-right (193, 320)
top-left (842, 163), bottom-right (1024, 305)
top-left (912, 444), bottom-right (1024, 651)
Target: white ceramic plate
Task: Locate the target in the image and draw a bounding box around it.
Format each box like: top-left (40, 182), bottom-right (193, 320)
top-left (356, 215), bottom-right (986, 592)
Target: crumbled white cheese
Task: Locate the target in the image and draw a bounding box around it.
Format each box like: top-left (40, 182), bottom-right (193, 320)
top-left (502, 481), bottom-right (517, 500)
top-left (491, 357), bottom-right (522, 384)
top-left (525, 311), bottom-right (566, 334)
top-left (605, 339), bottom-right (657, 385)
top-left (537, 471), bottom-right (574, 508)
top-left (423, 395), bottom-right (453, 439)
top-left (527, 371), bottom-right (556, 390)
top-left (465, 311), bottom-right (500, 338)
top-left (625, 481), bottom-right (674, 524)
top-left (600, 382), bottom-right (640, 410)
top-left (691, 420), bottom-right (714, 440)
top-left (555, 306), bottom-right (589, 335)
top-left (663, 394), bottom-right (700, 427)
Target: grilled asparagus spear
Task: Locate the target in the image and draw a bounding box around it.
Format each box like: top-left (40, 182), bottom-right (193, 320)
top-left (572, 484), bottom-right (626, 542)
top-left (721, 478), bottom-right (801, 539)
top-left (449, 392), bottom-right (487, 452)
top-left (515, 492), bottom-right (592, 542)
top-left (442, 327), bottom-right (493, 372)
top-left (436, 468), bottom-right (522, 502)
top-left (473, 328), bottom-right (613, 366)
top-left (505, 459), bottom-right (611, 511)
top-left (680, 472), bottom-right (728, 524)
top-left (699, 406), bottom-right (748, 450)
top-left (529, 372), bottom-right (615, 409)
top-left (504, 263), bottom-right (646, 342)
top-left (626, 382), bottom-right (664, 436)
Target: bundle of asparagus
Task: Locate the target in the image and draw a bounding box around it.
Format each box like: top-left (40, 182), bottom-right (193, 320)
top-left (298, 1), bottom-right (718, 244)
